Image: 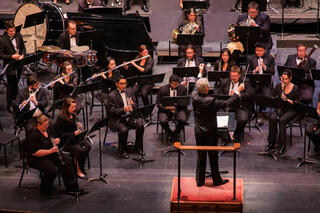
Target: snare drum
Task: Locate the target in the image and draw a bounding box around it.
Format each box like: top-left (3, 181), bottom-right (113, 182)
top-left (85, 50), bottom-right (98, 65)
top-left (71, 45), bottom-right (90, 53)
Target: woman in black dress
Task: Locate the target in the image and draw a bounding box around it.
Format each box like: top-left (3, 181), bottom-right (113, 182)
top-left (27, 114), bottom-right (80, 195)
top-left (266, 69), bottom-right (300, 155)
top-left (124, 44), bottom-right (154, 106)
top-left (214, 48), bottom-right (235, 72)
top-left (54, 98), bottom-right (91, 179)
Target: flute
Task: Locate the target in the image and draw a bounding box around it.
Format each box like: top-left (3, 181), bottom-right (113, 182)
top-left (19, 86), bottom-right (41, 111)
top-left (86, 54), bottom-right (151, 82)
top-left (43, 70), bottom-right (77, 89)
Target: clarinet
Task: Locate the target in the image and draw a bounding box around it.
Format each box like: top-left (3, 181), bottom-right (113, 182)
top-left (50, 138), bottom-right (66, 165)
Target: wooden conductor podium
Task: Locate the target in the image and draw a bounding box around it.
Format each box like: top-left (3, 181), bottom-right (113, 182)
top-left (170, 142), bottom-right (243, 213)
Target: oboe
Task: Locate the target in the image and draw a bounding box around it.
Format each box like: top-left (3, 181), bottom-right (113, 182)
top-left (50, 138), bottom-right (66, 165)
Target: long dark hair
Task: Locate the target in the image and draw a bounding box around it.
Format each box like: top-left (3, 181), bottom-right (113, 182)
top-left (60, 98), bottom-right (76, 120)
top-left (219, 48), bottom-right (231, 66)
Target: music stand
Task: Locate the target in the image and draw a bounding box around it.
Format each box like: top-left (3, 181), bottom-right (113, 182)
top-left (182, 0), bottom-right (209, 9)
top-left (254, 95), bottom-right (291, 160)
top-left (159, 96), bottom-right (190, 154)
top-left (88, 118), bottom-right (109, 183)
top-left (207, 71), bottom-right (230, 82)
top-left (277, 66), bottom-right (305, 85)
top-left (46, 98), bottom-right (67, 118)
top-left (292, 102), bottom-right (319, 167)
top-left (60, 130), bottom-right (89, 202)
top-left (234, 26), bottom-right (260, 55)
top-left (23, 11), bottom-right (46, 53)
top-left (246, 73), bottom-right (273, 132)
top-left (16, 108), bottom-right (37, 127)
top-left (311, 68), bottom-right (320, 81)
top-left (126, 73), bottom-right (165, 87)
top-left (176, 34), bottom-right (205, 46)
top-left (173, 67), bottom-right (201, 94)
top-left (71, 81), bottom-right (102, 130)
top-left (124, 104), bottom-right (156, 168)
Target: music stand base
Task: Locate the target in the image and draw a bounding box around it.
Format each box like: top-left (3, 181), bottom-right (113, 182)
top-left (133, 156), bottom-right (154, 168)
top-left (296, 157), bottom-right (316, 168)
top-left (164, 148), bottom-right (185, 155)
top-left (63, 190), bottom-right (89, 203)
top-left (88, 174), bottom-right (109, 184)
top-left (258, 151), bottom-right (278, 160)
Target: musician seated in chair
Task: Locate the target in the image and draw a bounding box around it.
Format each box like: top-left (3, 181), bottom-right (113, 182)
top-left (124, 0), bottom-right (149, 13)
top-left (57, 20), bottom-right (79, 50)
top-left (123, 44), bottom-right (154, 106)
top-left (214, 48), bottom-right (236, 72)
top-left (178, 8), bottom-right (203, 57)
top-left (306, 92), bottom-right (320, 153)
top-left (214, 65), bottom-right (254, 143)
top-left (54, 98), bottom-right (91, 179)
top-left (156, 74), bottom-right (187, 142)
top-left (91, 56), bottom-right (120, 110)
top-left (0, 21), bottom-right (26, 113)
top-left (284, 43), bottom-right (316, 105)
top-left (107, 75), bottom-right (145, 159)
top-left (78, 0), bottom-right (102, 13)
top-left (246, 42), bottom-right (275, 98)
top-left (236, 1), bottom-right (273, 54)
top-left (177, 44), bottom-right (206, 93)
top-left (266, 69), bottom-right (300, 155)
top-left (14, 75), bottom-right (48, 136)
top-left (27, 114), bottom-right (82, 196)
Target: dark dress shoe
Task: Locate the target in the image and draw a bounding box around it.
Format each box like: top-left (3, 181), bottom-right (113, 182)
top-left (265, 142), bottom-right (275, 152)
top-left (277, 145), bottom-right (286, 155)
top-left (141, 4), bottom-right (149, 12)
top-left (135, 147), bottom-right (145, 156)
top-left (124, 5), bottom-right (131, 12)
top-left (119, 151), bottom-right (129, 159)
top-left (213, 179), bottom-right (229, 186)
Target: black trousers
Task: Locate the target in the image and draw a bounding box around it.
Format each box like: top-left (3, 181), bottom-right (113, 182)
top-left (65, 139), bottom-right (91, 173)
top-left (268, 110), bottom-right (297, 145)
top-left (232, 108), bottom-right (249, 142)
top-left (159, 110), bottom-right (187, 140)
top-left (29, 154), bottom-right (76, 194)
top-left (6, 73), bottom-right (19, 108)
top-left (306, 120), bottom-right (320, 151)
top-left (195, 133), bottom-right (222, 186)
top-left (116, 117), bottom-right (145, 152)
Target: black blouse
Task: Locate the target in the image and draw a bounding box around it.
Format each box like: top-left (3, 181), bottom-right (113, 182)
top-left (54, 114), bottom-right (78, 147)
top-left (53, 73), bottom-right (78, 100)
top-left (27, 128), bottom-right (55, 162)
top-left (214, 60), bottom-right (235, 71)
top-left (273, 83), bottom-right (299, 112)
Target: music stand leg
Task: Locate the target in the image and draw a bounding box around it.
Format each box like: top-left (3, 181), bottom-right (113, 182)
top-left (164, 147), bottom-right (185, 155)
top-left (132, 139), bottom-right (154, 168)
top-left (89, 129), bottom-right (109, 184)
top-left (258, 150), bottom-right (278, 160)
top-left (296, 120), bottom-right (317, 167)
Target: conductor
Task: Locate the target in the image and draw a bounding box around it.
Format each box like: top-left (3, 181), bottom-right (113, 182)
top-left (191, 78), bottom-right (244, 187)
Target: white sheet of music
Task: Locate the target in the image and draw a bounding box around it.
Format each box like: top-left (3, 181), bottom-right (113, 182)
top-left (217, 115), bottom-right (229, 128)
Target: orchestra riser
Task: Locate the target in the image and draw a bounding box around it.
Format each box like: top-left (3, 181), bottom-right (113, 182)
top-left (170, 177), bottom-right (243, 213)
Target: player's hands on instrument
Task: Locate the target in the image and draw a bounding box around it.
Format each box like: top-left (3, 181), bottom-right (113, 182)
top-left (74, 129), bottom-right (81, 136)
top-left (30, 95), bottom-right (38, 105)
top-left (19, 100), bottom-right (29, 109)
top-left (12, 54), bottom-right (20, 60)
top-left (287, 98), bottom-right (293, 104)
top-left (181, 81), bottom-right (187, 86)
top-left (124, 105), bottom-right (133, 112)
top-left (52, 138), bottom-right (60, 145)
top-left (199, 63), bottom-right (205, 73)
top-left (50, 146), bottom-right (59, 154)
top-left (238, 83), bottom-right (245, 92)
top-left (18, 55), bottom-right (24, 60)
top-left (76, 122), bottom-right (82, 129)
top-left (128, 97), bottom-right (134, 106)
top-left (250, 20), bottom-right (257, 26)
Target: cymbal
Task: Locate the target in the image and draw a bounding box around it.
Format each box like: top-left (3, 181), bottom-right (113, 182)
top-left (38, 45), bottom-right (61, 52)
top-left (23, 34), bottom-right (46, 41)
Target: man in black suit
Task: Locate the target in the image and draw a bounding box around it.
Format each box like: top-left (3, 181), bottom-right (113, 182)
top-left (192, 78), bottom-right (244, 187)
top-left (156, 74), bottom-right (187, 142)
top-left (57, 20), bottom-right (79, 50)
top-left (124, 0), bottom-right (149, 13)
top-left (177, 45), bottom-right (206, 93)
top-left (284, 43), bottom-right (317, 104)
top-left (236, 1), bottom-right (273, 54)
top-left (0, 21), bottom-right (26, 112)
top-left (107, 75), bottom-right (145, 159)
top-left (14, 75), bottom-right (48, 135)
top-left (246, 42), bottom-right (275, 97)
top-left (215, 65), bottom-right (254, 143)
top-left (78, 0), bottom-right (102, 13)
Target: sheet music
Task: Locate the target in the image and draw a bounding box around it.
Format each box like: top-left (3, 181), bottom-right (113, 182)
top-left (217, 115), bottom-right (229, 128)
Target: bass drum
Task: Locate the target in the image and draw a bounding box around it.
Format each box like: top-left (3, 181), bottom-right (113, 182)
top-left (14, 2), bottom-right (65, 54)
